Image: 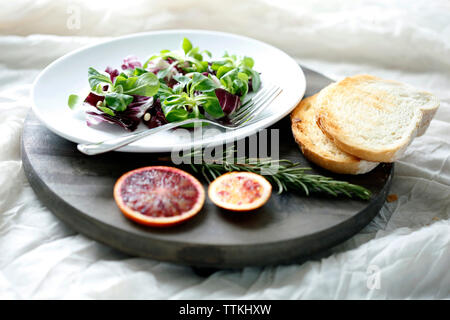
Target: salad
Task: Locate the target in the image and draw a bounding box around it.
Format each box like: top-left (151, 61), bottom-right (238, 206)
top-left (68, 38), bottom-right (261, 131)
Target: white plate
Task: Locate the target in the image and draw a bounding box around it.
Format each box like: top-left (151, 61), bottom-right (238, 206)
top-left (31, 30), bottom-right (305, 153)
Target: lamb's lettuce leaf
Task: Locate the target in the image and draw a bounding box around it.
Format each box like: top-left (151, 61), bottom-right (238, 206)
top-left (68, 94), bottom-right (81, 110)
top-left (105, 93), bottom-right (134, 112)
top-left (88, 67), bottom-right (112, 89)
top-left (121, 72), bottom-right (160, 97)
top-left (211, 53), bottom-right (261, 95)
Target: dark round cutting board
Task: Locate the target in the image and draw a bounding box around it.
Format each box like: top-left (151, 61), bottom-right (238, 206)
top-left (22, 66), bottom-right (393, 268)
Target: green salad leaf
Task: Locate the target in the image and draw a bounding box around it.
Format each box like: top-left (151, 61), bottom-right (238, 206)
top-left (219, 68), bottom-right (249, 97)
top-left (121, 72), bottom-right (160, 97)
top-left (182, 37), bottom-right (193, 54)
top-left (87, 67), bottom-right (112, 89)
top-left (159, 72), bottom-right (224, 123)
top-left (97, 104), bottom-right (115, 116)
top-left (143, 38), bottom-right (210, 73)
top-left (68, 94), bottom-right (81, 109)
top-left (199, 91), bottom-right (225, 118)
top-left (104, 93), bottom-right (134, 112)
top-left (190, 73), bottom-right (218, 92)
top-left (211, 53), bottom-right (261, 95)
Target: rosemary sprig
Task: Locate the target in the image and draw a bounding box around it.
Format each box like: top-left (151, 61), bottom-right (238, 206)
top-left (184, 148), bottom-right (372, 200)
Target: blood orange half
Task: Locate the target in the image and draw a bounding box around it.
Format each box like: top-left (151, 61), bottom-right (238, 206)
top-left (114, 166), bottom-right (205, 227)
top-left (208, 172), bottom-right (272, 211)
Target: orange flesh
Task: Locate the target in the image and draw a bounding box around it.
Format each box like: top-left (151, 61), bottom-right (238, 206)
top-left (215, 176), bottom-right (263, 206)
top-left (119, 169), bottom-right (200, 218)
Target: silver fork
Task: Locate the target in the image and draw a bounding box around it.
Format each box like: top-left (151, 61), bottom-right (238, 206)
top-left (77, 84), bottom-right (282, 155)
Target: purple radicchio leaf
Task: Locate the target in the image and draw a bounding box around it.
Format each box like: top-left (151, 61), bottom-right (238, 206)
top-left (142, 98), bottom-right (168, 129)
top-left (105, 66), bottom-right (119, 83)
top-left (85, 111), bottom-right (141, 132)
top-left (121, 55), bottom-right (142, 70)
top-left (147, 111), bottom-right (168, 129)
top-left (85, 95), bottom-right (153, 132)
top-left (214, 88), bottom-right (241, 115)
top-left (84, 92), bottom-right (104, 106)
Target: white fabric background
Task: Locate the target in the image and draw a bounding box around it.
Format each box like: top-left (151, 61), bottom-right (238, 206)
top-left (0, 0), bottom-right (449, 299)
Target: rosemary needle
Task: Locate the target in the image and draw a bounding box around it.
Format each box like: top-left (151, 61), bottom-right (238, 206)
top-left (184, 148), bottom-right (372, 200)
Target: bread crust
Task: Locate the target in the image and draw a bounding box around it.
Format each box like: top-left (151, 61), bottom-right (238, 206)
top-left (316, 75), bottom-right (440, 162)
top-left (291, 94), bottom-right (378, 174)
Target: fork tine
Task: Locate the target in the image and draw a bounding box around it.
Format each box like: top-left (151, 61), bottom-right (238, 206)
top-left (239, 86), bottom-right (269, 109)
top-left (231, 85), bottom-right (280, 124)
top-left (233, 87), bottom-right (282, 127)
top-left (235, 84), bottom-right (276, 115)
top-left (233, 88), bottom-right (281, 127)
top-left (231, 86), bottom-right (278, 123)
top-left (247, 87), bottom-right (282, 121)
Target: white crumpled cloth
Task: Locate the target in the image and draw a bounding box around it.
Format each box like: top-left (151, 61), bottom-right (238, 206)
top-left (0, 0), bottom-right (449, 299)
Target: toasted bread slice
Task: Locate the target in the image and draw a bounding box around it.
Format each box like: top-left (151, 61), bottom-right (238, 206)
top-left (316, 75), bottom-right (440, 162)
top-left (291, 94), bottom-right (379, 174)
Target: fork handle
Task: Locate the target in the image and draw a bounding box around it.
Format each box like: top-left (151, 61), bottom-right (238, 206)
top-left (77, 119), bottom-right (198, 155)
